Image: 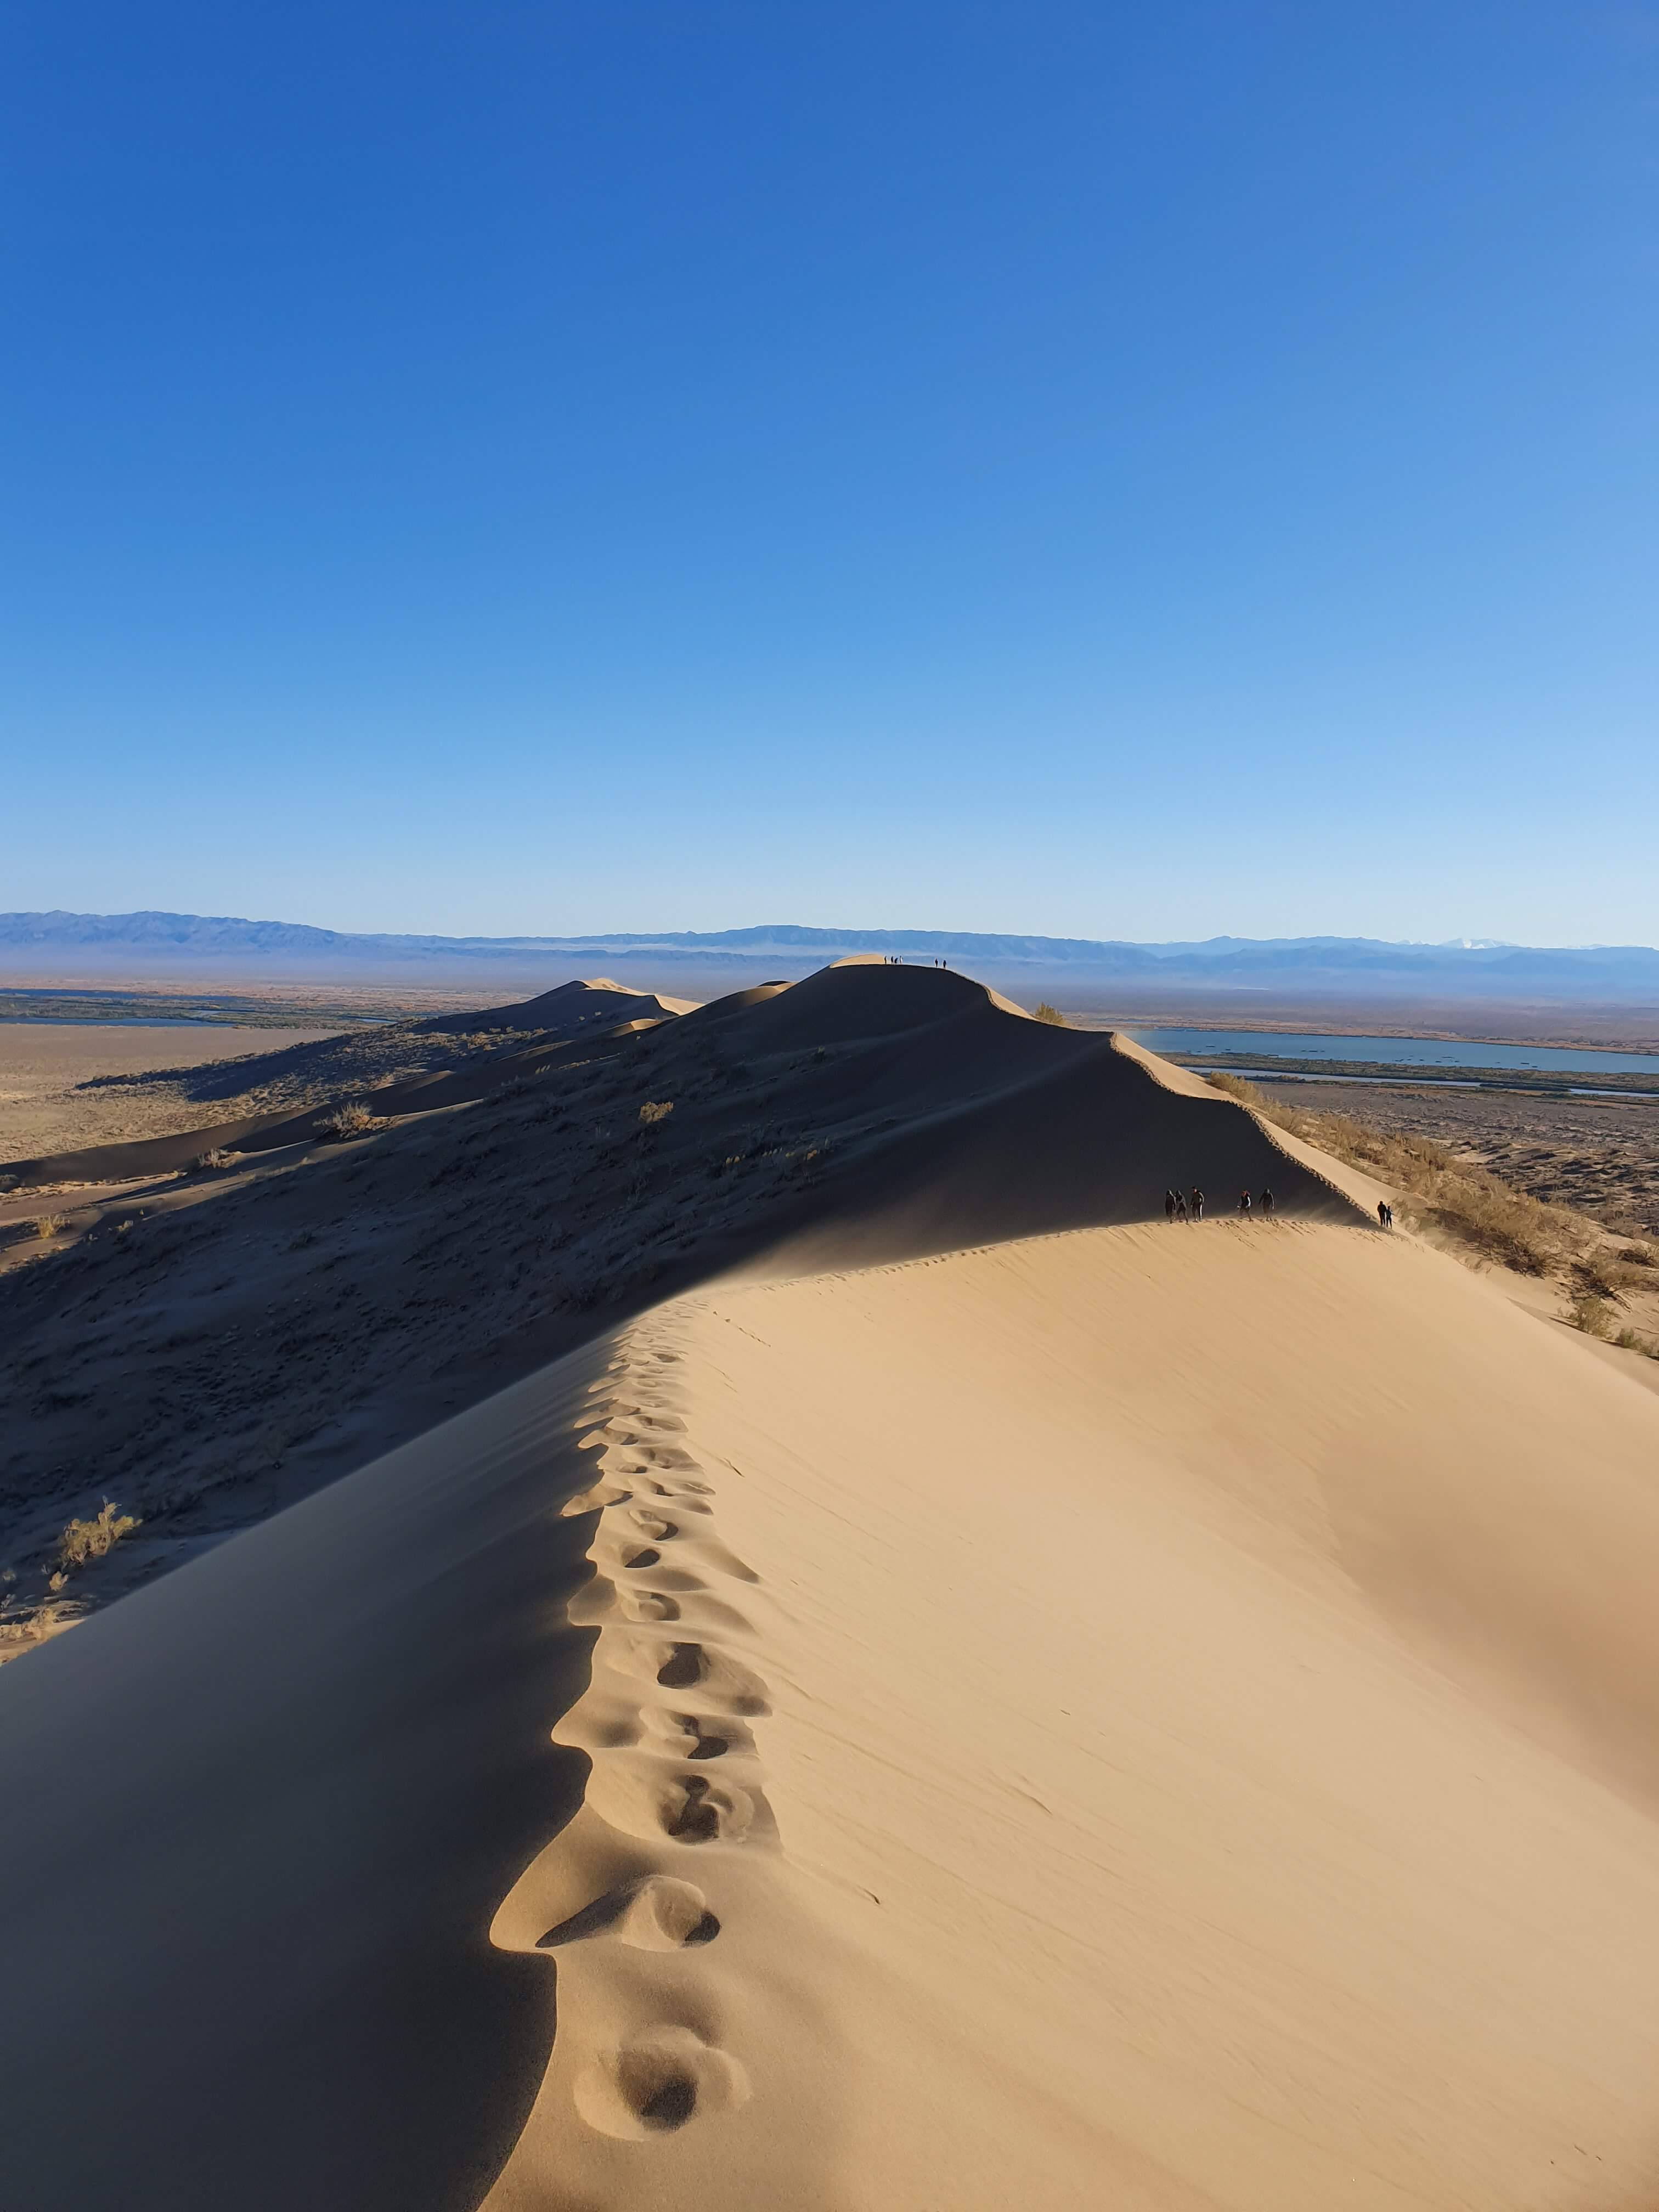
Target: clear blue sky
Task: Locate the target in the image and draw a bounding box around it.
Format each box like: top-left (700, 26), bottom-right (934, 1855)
top-left (3, 2), bottom-right (1656, 944)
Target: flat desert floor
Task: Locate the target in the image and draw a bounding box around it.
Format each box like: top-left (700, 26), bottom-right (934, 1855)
top-left (0, 1021), bottom-right (342, 1165)
top-left (1273, 1074), bottom-right (1659, 1234)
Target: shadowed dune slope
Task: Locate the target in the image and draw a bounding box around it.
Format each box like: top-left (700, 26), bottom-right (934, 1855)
top-left (1, 964), bottom-right (1345, 1231)
top-left (1, 965), bottom-right (1352, 1634)
top-left (413, 977), bottom-right (697, 1034)
top-left (0, 978), bottom-right (691, 1186)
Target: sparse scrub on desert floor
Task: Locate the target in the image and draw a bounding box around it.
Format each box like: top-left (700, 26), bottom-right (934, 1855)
top-left (318, 1102), bottom-right (381, 1139)
top-left (194, 1148), bottom-right (236, 1170)
top-left (1032, 1002), bottom-right (1066, 1025)
top-left (1564, 1294), bottom-right (1659, 1358)
top-left (1570, 1292), bottom-right (1616, 1340)
top-left (1204, 1071), bottom-right (1590, 1278)
top-left (32, 1213), bottom-right (67, 1240)
top-left (0, 1599), bottom-right (73, 1658)
top-left (55, 1499), bottom-right (141, 1574)
top-left (637, 1099), bottom-right (675, 1126)
top-left (497, 1069), bottom-right (551, 1100)
top-left (1571, 1255), bottom-right (1622, 1300)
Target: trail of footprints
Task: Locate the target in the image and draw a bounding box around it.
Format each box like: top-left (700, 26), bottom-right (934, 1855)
top-left (539, 1324), bottom-right (773, 2143)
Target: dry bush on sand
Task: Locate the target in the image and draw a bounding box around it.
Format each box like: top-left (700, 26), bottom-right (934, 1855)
top-left (1570, 1293), bottom-right (1616, 1340)
top-left (56, 1500), bottom-right (141, 1574)
top-left (1204, 1071), bottom-right (1583, 1278)
top-left (1567, 1294), bottom-right (1659, 1358)
top-left (318, 1102), bottom-right (381, 1140)
top-left (32, 1214), bottom-right (67, 1240)
top-left (194, 1148), bottom-right (237, 1170)
top-left (637, 1100), bottom-right (675, 1126)
top-left (1032, 1003), bottom-right (1066, 1026)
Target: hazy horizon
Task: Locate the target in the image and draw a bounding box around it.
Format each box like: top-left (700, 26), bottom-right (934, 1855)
top-left (6, 906), bottom-right (1659, 957)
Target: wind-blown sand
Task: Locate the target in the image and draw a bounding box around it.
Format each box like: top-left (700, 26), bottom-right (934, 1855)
top-left (2, 962), bottom-right (1658, 2208)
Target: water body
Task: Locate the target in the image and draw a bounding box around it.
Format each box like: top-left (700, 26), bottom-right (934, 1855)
top-left (1125, 1028), bottom-right (1659, 1076)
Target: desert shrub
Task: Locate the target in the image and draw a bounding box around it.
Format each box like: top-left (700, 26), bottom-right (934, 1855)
top-left (1572, 1256), bottom-right (1622, 1300)
top-left (1618, 1243), bottom-right (1655, 1268)
top-left (195, 1148), bottom-right (236, 1170)
top-left (637, 1100), bottom-right (674, 1126)
top-left (56, 1499), bottom-right (141, 1573)
top-left (1032, 1002), bottom-right (1066, 1025)
top-left (318, 1102), bottom-right (379, 1139)
top-left (33, 1213), bottom-right (67, 1240)
top-left (1570, 1293), bottom-right (1614, 1339)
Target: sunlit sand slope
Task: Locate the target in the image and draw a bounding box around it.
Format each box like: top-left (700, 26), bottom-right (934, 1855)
top-left (489, 1223), bottom-right (1659, 2210)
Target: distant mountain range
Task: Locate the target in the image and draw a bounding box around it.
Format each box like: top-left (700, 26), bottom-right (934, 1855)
top-left (4, 910), bottom-right (1659, 1005)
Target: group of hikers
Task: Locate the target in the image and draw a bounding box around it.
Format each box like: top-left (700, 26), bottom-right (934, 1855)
top-left (1164, 1185), bottom-right (1274, 1222)
top-left (1160, 1186), bottom-right (1398, 1230)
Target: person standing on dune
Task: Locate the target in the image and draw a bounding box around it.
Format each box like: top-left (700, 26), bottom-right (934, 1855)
top-left (1165, 1188), bottom-right (1177, 1222)
top-left (1175, 1192), bottom-right (1188, 1222)
top-left (1190, 1186), bottom-right (1204, 1220)
top-left (1260, 1187), bottom-right (1274, 1217)
top-left (1239, 1190), bottom-right (1252, 1216)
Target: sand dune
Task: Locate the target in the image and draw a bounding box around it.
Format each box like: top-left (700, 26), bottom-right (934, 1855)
top-left (1, 965), bottom-right (1344, 1639)
top-left (0, 976), bottom-right (691, 1187)
top-left (3, 961), bottom-right (1657, 2208)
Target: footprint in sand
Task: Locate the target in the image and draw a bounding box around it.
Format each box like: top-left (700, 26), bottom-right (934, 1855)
top-left (624, 1590), bottom-right (680, 1623)
top-left (574, 2025), bottom-right (749, 2138)
top-left (653, 1642), bottom-right (770, 1715)
top-left (536, 1874), bottom-right (720, 1954)
top-left (661, 1773), bottom-right (754, 1843)
top-left (641, 1707), bottom-right (746, 1762)
top-left (561, 1481), bottom-right (632, 1518)
top-left (588, 1759), bottom-right (757, 1845)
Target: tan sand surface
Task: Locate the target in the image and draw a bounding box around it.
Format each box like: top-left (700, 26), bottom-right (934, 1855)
top-left (3, 964), bottom-right (1659, 2208)
top-left (5, 1227), bottom-right (1659, 2205)
top-left (489, 1227), bottom-right (1659, 2210)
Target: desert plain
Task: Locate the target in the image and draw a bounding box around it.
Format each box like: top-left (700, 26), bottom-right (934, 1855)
top-left (3, 959), bottom-right (1659, 2209)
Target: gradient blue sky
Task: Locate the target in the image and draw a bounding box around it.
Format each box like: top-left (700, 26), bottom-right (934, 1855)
top-left (4, 2), bottom-right (1656, 943)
